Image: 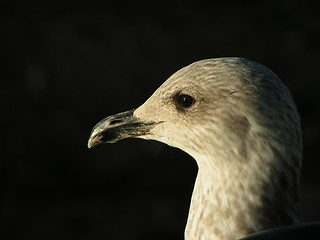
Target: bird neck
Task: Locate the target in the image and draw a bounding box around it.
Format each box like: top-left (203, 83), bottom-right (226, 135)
top-left (184, 154), bottom-right (301, 240)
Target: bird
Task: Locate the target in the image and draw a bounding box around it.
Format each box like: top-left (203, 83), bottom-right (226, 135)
top-left (87, 57), bottom-right (319, 240)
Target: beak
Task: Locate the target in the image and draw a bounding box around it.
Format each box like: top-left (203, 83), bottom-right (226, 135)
top-left (88, 109), bottom-right (158, 148)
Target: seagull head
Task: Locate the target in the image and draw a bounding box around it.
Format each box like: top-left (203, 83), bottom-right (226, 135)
top-left (88, 58), bottom-right (301, 170)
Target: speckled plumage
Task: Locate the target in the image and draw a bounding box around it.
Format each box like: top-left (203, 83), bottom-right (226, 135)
top-left (88, 57), bottom-right (303, 240)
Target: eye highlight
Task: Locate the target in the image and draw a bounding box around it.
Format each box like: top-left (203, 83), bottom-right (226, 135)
top-left (176, 94), bottom-right (195, 108)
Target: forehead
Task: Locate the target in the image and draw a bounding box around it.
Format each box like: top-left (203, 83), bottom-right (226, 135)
top-left (158, 59), bottom-right (245, 95)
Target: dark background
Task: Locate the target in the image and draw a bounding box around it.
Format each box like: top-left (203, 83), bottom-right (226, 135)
top-left (3, 1), bottom-right (320, 240)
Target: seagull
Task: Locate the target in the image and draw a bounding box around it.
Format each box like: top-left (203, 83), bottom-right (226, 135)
top-left (87, 57), bottom-right (319, 240)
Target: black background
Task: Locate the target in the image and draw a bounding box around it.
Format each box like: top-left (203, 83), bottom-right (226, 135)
top-left (3, 1), bottom-right (320, 240)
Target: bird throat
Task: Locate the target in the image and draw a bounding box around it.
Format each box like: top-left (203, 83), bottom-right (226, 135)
top-left (184, 155), bottom-right (300, 240)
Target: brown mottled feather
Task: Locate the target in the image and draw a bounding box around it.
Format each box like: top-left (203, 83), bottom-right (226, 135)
top-left (134, 58), bottom-right (302, 240)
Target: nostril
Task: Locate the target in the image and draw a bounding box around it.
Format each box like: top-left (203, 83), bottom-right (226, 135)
top-left (109, 119), bottom-right (122, 125)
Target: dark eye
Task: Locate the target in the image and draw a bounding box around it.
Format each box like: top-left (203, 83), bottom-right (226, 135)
top-left (177, 94), bottom-right (195, 108)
